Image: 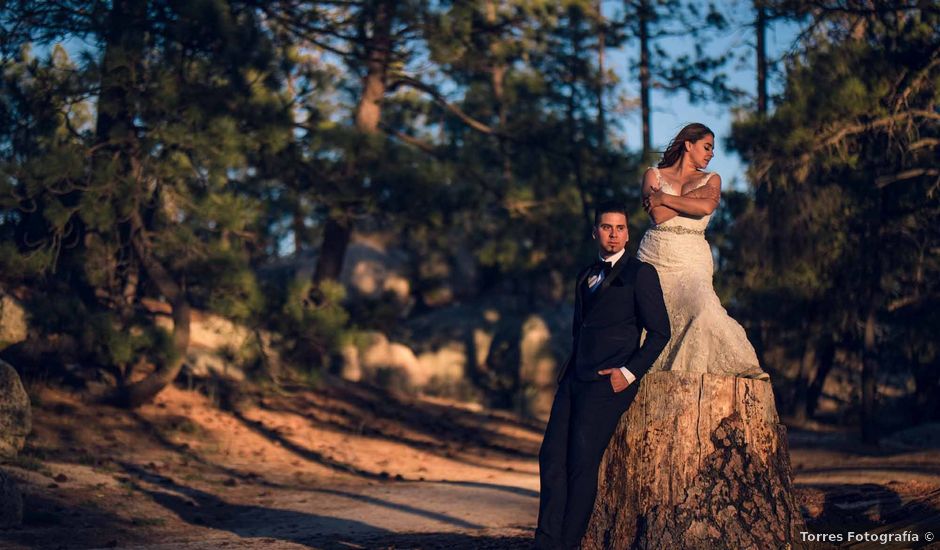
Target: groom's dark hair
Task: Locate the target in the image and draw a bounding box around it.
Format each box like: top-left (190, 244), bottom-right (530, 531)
top-left (593, 201), bottom-right (629, 226)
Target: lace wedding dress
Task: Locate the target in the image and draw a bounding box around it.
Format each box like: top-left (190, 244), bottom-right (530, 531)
top-left (636, 167), bottom-right (769, 380)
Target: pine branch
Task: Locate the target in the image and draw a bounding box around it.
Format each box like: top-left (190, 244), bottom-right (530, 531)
top-left (391, 76), bottom-right (497, 135)
top-left (875, 168), bottom-right (940, 188)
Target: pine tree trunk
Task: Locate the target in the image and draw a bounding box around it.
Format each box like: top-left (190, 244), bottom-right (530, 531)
top-left (595, 0), bottom-right (606, 149)
top-left (806, 335), bottom-right (835, 419)
top-left (583, 372), bottom-right (805, 550)
top-left (312, 215), bottom-right (352, 284)
top-left (755, 0), bottom-right (768, 116)
top-left (638, 0), bottom-right (652, 157)
top-left (861, 188), bottom-right (883, 444)
top-left (792, 335), bottom-right (817, 423)
top-left (314, 0), bottom-right (393, 286)
top-left (484, 0), bottom-right (512, 185)
top-left (861, 304), bottom-right (879, 443)
top-left (100, 217), bottom-right (191, 408)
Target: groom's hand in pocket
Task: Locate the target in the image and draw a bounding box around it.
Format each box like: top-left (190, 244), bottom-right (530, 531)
top-left (598, 368), bottom-right (629, 393)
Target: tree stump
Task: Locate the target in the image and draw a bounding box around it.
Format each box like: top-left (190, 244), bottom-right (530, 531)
top-left (583, 372), bottom-right (805, 550)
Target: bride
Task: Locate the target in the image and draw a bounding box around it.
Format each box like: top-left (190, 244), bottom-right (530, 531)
top-left (638, 123), bottom-right (769, 380)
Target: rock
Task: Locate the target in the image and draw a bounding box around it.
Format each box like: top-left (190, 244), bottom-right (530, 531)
top-left (356, 332), bottom-right (420, 388)
top-left (145, 299), bottom-right (280, 381)
top-left (337, 344), bottom-right (362, 382)
top-left (387, 301), bottom-right (572, 410)
top-left (340, 233), bottom-right (412, 304)
top-left (0, 469), bottom-right (23, 528)
top-left (0, 294), bottom-right (27, 351)
top-left (340, 332), bottom-right (468, 391)
top-left (184, 349), bottom-right (246, 382)
top-left (334, 301), bottom-right (572, 409)
top-left (414, 342), bottom-right (467, 388)
top-left (0, 360), bottom-right (31, 459)
top-left (341, 241), bottom-right (411, 303)
top-left (518, 315), bottom-right (560, 416)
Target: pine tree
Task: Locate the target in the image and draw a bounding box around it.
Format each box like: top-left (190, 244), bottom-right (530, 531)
top-left (0, 1), bottom-right (290, 405)
top-left (729, 4), bottom-right (939, 439)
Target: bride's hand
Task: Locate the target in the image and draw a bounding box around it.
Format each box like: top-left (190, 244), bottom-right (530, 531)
top-left (644, 187), bottom-right (664, 211)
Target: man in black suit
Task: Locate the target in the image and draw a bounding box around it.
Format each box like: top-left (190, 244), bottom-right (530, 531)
top-left (535, 202), bottom-right (671, 549)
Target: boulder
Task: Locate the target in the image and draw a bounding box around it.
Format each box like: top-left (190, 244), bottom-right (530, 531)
top-left (145, 299), bottom-right (279, 381)
top-left (0, 294), bottom-right (27, 351)
top-left (355, 332), bottom-right (420, 386)
top-left (518, 314), bottom-right (560, 415)
top-left (337, 344), bottom-right (363, 382)
top-left (415, 342), bottom-right (467, 387)
top-left (0, 360), bottom-right (31, 460)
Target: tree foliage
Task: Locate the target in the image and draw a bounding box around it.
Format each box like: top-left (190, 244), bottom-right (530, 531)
top-left (728, 5), bottom-right (939, 436)
top-left (0, 1), bottom-right (935, 427)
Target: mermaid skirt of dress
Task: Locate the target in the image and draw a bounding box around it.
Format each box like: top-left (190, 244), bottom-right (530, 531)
top-left (637, 229), bottom-right (769, 380)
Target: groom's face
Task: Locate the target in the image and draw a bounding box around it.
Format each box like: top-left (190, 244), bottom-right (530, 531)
top-left (593, 212), bottom-right (628, 256)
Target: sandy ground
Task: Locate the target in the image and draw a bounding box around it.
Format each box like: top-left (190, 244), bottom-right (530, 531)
top-left (1, 378), bottom-right (939, 549)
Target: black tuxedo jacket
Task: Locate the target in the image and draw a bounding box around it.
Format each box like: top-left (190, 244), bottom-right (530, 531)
top-left (557, 255), bottom-right (671, 383)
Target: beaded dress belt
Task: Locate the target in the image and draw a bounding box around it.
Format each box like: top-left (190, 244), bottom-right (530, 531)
top-left (648, 225), bottom-right (705, 235)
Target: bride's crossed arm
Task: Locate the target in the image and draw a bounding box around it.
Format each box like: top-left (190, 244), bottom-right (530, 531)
top-left (642, 169), bottom-right (721, 224)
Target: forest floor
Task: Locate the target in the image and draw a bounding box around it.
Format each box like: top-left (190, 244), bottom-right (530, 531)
top-left (1, 377), bottom-right (939, 549)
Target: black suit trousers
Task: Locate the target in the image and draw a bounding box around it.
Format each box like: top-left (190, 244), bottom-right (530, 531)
top-left (535, 371), bottom-right (640, 549)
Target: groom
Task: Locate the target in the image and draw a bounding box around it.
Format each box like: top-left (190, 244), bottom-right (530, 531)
top-left (535, 202), bottom-right (670, 549)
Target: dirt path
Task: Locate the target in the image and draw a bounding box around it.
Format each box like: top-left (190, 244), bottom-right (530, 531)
top-left (4, 467), bottom-right (537, 549)
top-left (2, 381), bottom-right (940, 549)
top-left (1, 382), bottom-right (542, 549)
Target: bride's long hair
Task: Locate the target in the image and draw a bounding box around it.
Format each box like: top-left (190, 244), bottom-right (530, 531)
top-left (657, 123), bottom-right (714, 168)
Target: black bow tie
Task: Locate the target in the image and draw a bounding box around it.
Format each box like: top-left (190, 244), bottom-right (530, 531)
top-left (593, 260), bottom-right (613, 277)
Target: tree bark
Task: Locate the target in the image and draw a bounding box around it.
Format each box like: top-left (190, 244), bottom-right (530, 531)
top-left (638, 0), bottom-right (652, 157)
top-left (791, 331), bottom-right (817, 423)
top-left (484, 0), bottom-right (512, 185)
top-left (312, 215), bottom-right (352, 284)
top-left (563, 9), bottom-right (594, 234)
top-left (314, 0), bottom-right (393, 285)
top-left (861, 187), bottom-right (883, 444)
top-left (91, 0), bottom-right (192, 408)
top-left (353, 2), bottom-right (392, 135)
top-left (914, 355), bottom-right (940, 423)
top-left (861, 304), bottom-right (879, 443)
top-left (583, 372), bottom-right (805, 549)
top-left (92, 0), bottom-right (146, 314)
top-left (596, 0), bottom-right (607, 149)
top-left (100, 216), bottom-right (191, 408)
top-left (805, 335), bottom-right (835, 418)
top-left (755, 0), bottom-right (768, 115)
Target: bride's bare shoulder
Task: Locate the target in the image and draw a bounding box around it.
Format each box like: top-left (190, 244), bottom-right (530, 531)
top-left (641, 167), bottom-right (659, 192)
top-left (703, 171), bottom-right (721, 185)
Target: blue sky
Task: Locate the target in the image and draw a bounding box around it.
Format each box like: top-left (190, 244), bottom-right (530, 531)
top-left (604, 3), bottom-right (802, 189)
top-left (45, 4), bottom-right (802, 192)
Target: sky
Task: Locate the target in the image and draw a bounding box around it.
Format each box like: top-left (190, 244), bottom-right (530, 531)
top-left (604, 2), bottom-right (803, 189)
top-left (44, 4), bottom-right (803, 192)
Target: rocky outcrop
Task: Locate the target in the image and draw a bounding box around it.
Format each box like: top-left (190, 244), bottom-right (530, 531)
top-left (0, 359), bottom-right (29, 530)
top-left (338, 302), bottom-right (571, 416)
top-left (0, 293), bottom-right (27, 351)
top-left (0, 360), bottom-right (31, 460)
top-left (145, 299), bottom-right (279, 381)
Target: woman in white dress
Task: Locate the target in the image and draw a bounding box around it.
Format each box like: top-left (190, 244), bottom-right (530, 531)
top-left (638, 123), bottom-right (769, 380)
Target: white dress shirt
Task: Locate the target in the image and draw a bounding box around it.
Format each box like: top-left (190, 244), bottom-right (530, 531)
top-left (587, 248), bottom-right (637, 386)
